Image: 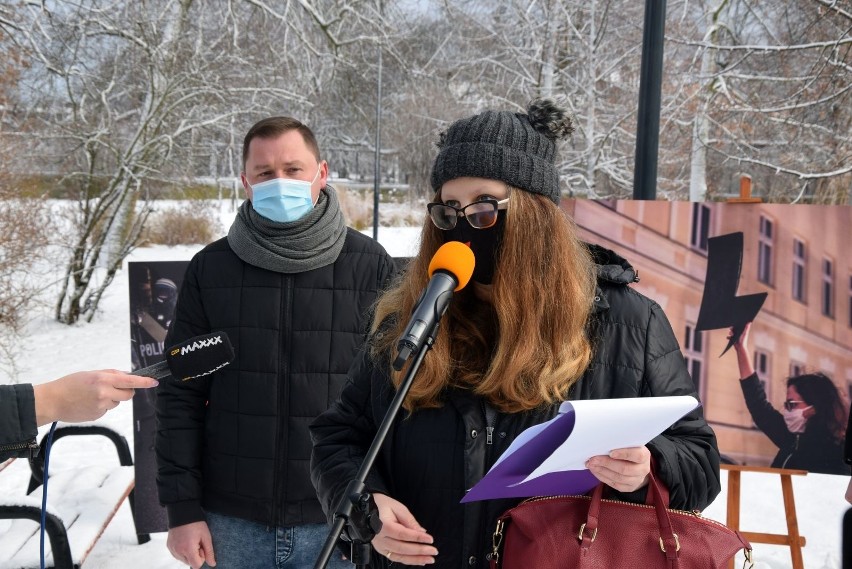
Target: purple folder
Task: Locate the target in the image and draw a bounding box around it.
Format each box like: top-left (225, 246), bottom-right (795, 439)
top-left (461, 396), bottom-right (699, 503)
top-left (461, 402), bottom-right (598, 502)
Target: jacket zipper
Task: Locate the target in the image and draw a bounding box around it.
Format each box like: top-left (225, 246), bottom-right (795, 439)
top-left (781, 434), bottom-right (799, 468)
top-left (272, 275), bottom-right (294, 524)
top-left (481, 401), bottom-right (495, 445)
top-left (0, 439), bottom-right (38, 458)
top-left (510, 493), bottom-right (732, 529)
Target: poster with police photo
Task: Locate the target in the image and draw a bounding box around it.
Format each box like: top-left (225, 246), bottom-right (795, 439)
top-left (128, 261), bottom-right (188, 534)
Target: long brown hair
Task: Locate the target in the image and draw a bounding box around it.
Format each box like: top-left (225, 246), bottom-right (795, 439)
top-left (372, 189), bottom-right (597, 413)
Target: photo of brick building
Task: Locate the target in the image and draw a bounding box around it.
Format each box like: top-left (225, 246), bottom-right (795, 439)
top-left (563, 199), bottom-right (852, 470)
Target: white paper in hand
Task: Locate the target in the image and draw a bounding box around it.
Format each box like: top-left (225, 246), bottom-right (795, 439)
top-left (519, 395), bottom-right (699, 484)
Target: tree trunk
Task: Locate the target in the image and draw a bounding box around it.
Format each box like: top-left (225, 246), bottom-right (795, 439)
top-left (689, 0), bottom-right (728, 203)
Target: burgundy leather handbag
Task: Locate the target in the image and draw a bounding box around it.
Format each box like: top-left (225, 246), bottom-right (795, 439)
top-left (490, 473), bottom-right (753, 568)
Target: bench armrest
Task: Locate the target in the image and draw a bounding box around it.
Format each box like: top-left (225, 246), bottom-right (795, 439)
top-left (0, 504), bottom-right (75, 569)
top-left (27, 425), bottom-right (133, 494)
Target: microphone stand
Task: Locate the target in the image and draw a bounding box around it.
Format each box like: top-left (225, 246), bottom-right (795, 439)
top-left (314, 320), bottom-right (441, 569)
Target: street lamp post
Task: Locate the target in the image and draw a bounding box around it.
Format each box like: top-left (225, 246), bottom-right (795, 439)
top-left (632, 0), bottom-right (667, 200)
top-left (372, 47), bottom-right (382, 240)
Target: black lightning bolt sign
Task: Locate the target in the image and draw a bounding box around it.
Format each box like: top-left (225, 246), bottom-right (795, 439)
top-left (695, 232), bottom-right (768, 357)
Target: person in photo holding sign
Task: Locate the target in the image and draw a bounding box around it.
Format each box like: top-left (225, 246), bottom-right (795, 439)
top-left (310, 99), bottom-right (721, 568)
top-left (729, 321), bottom-right (848, 475)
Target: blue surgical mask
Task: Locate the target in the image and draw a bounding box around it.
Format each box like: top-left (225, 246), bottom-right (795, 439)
top-left (249, 167), bottom-right (320, 223)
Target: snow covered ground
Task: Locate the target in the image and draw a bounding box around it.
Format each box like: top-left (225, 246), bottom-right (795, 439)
top-left (0, 204), bottom-right (848, 568)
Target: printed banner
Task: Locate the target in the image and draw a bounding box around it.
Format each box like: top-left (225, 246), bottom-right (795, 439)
top-left (128, 261), bottom-right (189, 534)
top-left (562, 199), bottom-right (851, 475)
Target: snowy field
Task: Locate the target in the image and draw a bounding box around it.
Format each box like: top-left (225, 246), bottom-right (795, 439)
top-left (0, 203), bottom-right (848, 568)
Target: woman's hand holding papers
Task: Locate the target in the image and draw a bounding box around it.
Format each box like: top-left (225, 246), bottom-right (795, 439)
top-left (370, 493), bottom-right (438, 565)
top-left (585, 446), bottom-right (652, 493)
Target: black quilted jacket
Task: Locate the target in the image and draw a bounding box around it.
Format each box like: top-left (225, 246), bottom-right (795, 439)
top-left (310, 244), bottom-right (721, 569)
top-left (156, 229), bottom-right (395, 528)
top-left (0, 384), bottom-right (37, 461)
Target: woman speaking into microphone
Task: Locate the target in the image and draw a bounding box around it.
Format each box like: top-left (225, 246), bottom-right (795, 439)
top-left (310, 99), bottom-right (721, 568)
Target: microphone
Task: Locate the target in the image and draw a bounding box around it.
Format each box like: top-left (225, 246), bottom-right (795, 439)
top-left (132, 331), bottom-right (235, 381)
top-left (392, 241), bottom-right (475, 370)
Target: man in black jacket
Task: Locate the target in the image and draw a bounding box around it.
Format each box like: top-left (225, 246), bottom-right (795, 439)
top-left (156, 117), bottom-right (395, 569)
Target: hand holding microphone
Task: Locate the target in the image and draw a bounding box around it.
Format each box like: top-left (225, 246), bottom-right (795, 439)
top-left (32, 370), bottom-right (159, 426)
top-left (393, 242), bottom-right (475, 370)
top-left (31, 332), bottom-right (235, 426)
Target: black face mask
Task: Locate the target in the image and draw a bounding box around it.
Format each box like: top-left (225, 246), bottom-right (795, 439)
top-left (443, 211), bottom-right (506, 284)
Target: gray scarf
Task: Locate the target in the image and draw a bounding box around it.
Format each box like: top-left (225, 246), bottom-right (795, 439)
top-left (227, 186), bottom-right (347, 273)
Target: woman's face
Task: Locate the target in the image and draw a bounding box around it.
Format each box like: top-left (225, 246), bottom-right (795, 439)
top-left (786, 385), bottom-right (816, 418)
top-left (437, 177), bottom-right (510, 298)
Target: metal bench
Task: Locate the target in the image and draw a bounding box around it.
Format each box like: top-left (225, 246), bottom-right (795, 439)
top-left (0, 425), bottom-right (150, 569)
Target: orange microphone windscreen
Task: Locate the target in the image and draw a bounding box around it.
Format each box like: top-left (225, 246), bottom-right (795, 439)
top-left (428, 241), bottom-right (476, 291)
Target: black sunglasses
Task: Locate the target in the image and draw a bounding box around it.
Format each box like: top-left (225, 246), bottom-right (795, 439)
top-left (426, 198), bottom-right (509, 230)
top-left (783, 399), bottom-right (806, 411)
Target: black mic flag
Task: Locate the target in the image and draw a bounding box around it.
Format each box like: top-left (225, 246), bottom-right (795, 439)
top-left (131, 331), bottom-right (234, 381)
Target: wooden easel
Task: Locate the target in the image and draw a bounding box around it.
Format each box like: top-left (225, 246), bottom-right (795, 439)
top-left (721, 464), bottom-right (807, 569)
top-left (727, 175), bottom-right (763, 204)
top-left (723, 174), bottom-right (803, 566)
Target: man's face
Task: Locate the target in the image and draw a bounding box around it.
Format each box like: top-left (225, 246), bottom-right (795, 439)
top-left (241, 130), bottom-right (328, 204)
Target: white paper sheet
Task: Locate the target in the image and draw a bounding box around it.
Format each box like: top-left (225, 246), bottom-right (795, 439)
top-left (519, 395), bottom-right (699, 484)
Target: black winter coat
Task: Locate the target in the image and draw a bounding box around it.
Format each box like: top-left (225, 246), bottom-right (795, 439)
top-left (740, 373), bottom-right (847, 474)
top-left (156, 229), bottom-right (395, 528)
top-left (0, 384), bottom-right (38, 461)
top-left (310, 245), bottom-right (721, 569)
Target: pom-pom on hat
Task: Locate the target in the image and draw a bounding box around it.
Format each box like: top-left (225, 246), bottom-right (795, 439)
top-left (430, 99), bottom-right (573, 204)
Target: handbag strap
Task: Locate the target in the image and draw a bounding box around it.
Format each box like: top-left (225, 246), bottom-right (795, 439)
top-left (582, 473), bottom-right (680, 566)
top-left (645, 458), bottom-right (670, 506)
top-left (646, 473), bottom-right (680, 564)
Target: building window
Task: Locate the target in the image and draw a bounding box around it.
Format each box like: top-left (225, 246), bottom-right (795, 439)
top-left (758, 216), bottom-right (774, 285)
top-left (792, 239), bottom-right (806, 303)
top-left (822, 257), bottom-right (834, 318)
top-left (691, 203), bottom-right (711, 253)
top-left (683, 324), bottom-right (704, 394)
top-left (754, 349), bottom-right (771, 398)
top-left (789, 361), bottom-right (806, 378)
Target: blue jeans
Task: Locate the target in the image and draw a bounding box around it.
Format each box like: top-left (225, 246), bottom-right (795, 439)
top-left (204, 512), bottom-right (351, 569)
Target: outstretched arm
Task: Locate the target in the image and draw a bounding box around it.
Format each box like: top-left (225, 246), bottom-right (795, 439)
top-left (730, 322), bottom-right (756, 380)
top-left (33, 370), bottom-right (158, 426)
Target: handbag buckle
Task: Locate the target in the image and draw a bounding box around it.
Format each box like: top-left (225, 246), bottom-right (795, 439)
top-left (743, 548), bottom-right (754, 568)
top-left (577, 523), bottom-right (597, 542)
top-left (491, 519), bottom-right (505, 564)
top-left (659, 534), bottom-right (680, 553)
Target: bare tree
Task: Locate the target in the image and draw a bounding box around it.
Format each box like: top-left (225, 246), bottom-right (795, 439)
top-left (667, 0), bottom-right (852, 203)
top-left (0, 0), bottom-right (847, 339)
top-left (0, 16), bottom-right (51, 372)
top-left (2, 0), bottom-right (399, 324)
top-left (422, 1), bottom-right (648, 199)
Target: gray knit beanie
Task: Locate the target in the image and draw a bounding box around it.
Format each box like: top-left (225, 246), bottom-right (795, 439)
top-left (430, 99), bottom-right (574, 204)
